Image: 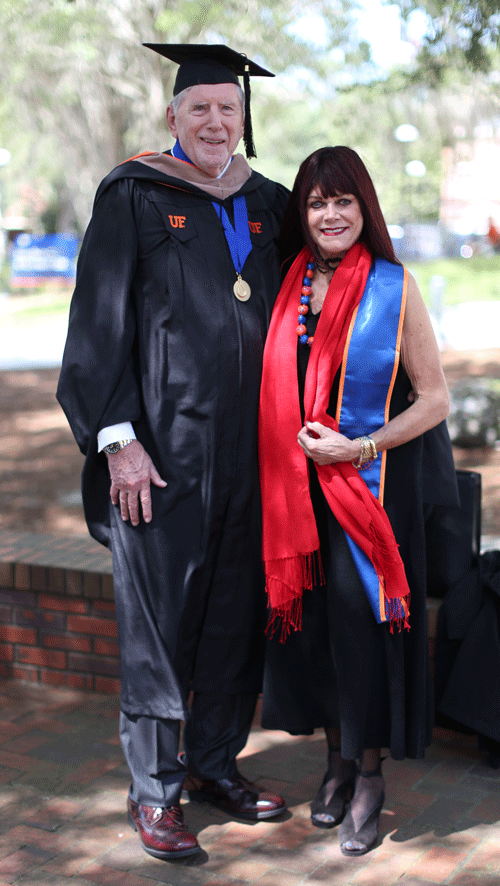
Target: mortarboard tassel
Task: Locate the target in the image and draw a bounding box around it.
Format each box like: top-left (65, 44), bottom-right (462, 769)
top-left (243, 64), bottom-right (257, 159)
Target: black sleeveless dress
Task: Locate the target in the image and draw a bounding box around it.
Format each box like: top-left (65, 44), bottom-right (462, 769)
top-left (261, 309), bottom-right (433, 761)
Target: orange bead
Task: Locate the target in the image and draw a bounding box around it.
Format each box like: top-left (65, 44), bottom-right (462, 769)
top-left (307, 337), bottom-right (314, 346)
top-left (305, 268), bottom-right (314, 279)
top-left (301, 286), bottom-right (312, 296)
top-left (299, 303), bottom-right (309, 314)
top-left (296, 324), bottom-right (307, 335)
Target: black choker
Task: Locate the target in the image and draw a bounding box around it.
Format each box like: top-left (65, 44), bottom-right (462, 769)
top-left (315, 256), bottom-right (342, 274)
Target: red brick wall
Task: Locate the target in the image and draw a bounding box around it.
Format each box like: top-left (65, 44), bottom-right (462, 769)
top-left (0, 559), bottom-right (120, 693)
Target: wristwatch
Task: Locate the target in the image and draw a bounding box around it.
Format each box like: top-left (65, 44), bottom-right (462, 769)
top-left (103, 439), bottom-right (134, 455)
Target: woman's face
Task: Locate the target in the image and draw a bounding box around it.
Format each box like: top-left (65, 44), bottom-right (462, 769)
top-left (306, 190), bottom-right (364, 259)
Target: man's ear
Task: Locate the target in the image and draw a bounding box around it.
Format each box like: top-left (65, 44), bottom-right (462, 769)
top-left (166, 105), bottom-right (177, 138)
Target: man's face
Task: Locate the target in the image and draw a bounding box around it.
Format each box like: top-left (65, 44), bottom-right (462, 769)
top-left (166, 83), bottom-right (244, 177)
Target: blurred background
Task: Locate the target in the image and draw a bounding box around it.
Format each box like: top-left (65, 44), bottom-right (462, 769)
top-left (0, 0), bottom-right (499, 541)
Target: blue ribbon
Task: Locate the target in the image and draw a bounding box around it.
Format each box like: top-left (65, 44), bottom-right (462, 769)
top-left (337, 259), bottom-right (405, 623)
top-left (211, 199), bottom-right (252, 276)
top-left (171, 140), bottom-right (194, 165)
top-left (171, 141), bottom-right (252, 276)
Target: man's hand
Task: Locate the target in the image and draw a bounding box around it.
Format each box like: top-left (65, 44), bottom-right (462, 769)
top-left (106, 440), bottom-right (167, 526)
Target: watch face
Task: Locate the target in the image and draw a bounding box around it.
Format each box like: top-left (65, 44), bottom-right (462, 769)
top-left (104, 442), bottom-right (121, 454)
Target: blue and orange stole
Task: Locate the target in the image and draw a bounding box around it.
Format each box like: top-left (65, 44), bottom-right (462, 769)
top-left (259, 244), bottom-right (410, 639)
top-left (336, 258), bottom-right (408, 624)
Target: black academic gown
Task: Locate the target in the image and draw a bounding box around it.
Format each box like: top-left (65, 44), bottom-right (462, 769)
top-left (57, 156), bottom-right (289, 720)
top-left (434, 550), bottom-right (500, 743)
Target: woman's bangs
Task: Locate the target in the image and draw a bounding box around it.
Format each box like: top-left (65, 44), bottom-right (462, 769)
top-left (311, 166), bottom-right (354, 200)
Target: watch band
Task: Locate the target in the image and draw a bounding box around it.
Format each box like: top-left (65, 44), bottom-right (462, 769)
top-left (103, 439), bottom-right (134, 455)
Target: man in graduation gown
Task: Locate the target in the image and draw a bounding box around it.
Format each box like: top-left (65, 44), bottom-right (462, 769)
top-left (57, 44), bottom-right (289, 860)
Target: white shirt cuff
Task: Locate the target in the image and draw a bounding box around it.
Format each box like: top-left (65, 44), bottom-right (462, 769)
top-left (97, 422), bottom-right (136, 452)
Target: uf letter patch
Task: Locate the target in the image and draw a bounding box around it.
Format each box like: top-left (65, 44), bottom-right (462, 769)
top-left (169, 215), bottom-right (186, 228)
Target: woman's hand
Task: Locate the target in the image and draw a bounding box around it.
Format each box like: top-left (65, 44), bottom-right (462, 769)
top-left (297, 421), bottom-right (359, 465)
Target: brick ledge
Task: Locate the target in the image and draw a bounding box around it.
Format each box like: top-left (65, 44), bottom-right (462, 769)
top-left (0, 530), bottom-right (117, 693)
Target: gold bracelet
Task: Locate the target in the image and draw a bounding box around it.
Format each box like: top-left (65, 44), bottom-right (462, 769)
top-left (352, 435), bottom-right (377, 470)
top-left (366, 435), bottom-right (377, 460)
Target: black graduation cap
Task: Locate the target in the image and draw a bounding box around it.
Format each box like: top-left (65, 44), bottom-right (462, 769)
top-left (143, 43), bottom-right (275, 159)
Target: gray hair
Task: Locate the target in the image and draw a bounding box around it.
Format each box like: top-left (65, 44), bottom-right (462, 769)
top-left (168, 84), bottom-right (245, 116)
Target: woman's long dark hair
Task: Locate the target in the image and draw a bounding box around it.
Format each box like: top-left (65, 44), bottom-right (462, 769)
top-left (278, 146), bottom-right (400, 267)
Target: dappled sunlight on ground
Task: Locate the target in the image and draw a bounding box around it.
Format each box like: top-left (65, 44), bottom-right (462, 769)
top-left (0, 672), bottom-right (499, 882)
top-left (0, 368), bottom-right (86, 536)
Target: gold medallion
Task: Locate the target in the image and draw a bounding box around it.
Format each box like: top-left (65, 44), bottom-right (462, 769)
top-left (233, 275), bottom-right (251, 302)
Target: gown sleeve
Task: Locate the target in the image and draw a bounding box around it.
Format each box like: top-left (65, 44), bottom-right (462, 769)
top-left (57, 178), bottom-right (142, 455)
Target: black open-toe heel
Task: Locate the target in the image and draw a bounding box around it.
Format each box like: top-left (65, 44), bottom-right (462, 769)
top-left (339, 766), bottom-right (385, 855)
top-left (310, 750), bottom-right (357, 829)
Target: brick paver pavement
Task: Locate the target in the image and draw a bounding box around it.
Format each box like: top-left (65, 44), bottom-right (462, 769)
top-left (0, 679), bottom-right (498, 886)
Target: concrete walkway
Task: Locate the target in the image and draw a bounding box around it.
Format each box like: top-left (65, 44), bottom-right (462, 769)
top-left (0, 679), bottom-right (499, 886)
top-left (0, 301), bottom-right (68, 370)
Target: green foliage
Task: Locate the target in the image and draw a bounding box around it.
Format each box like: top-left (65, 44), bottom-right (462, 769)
top-left (0, 257), bottom-right (11, 293)
top-left (0, 0), bottom-right (499, 238)
top-left (304, 74), bottom-right (445, 224)
top-left (0, 0), bottom-right (353, 229)
top-left (394, 0), bottom-right (500, 78)
top-left (410, 253), bottom-right (500, 306)
top-left (6, 291), bottom-right (72, 318)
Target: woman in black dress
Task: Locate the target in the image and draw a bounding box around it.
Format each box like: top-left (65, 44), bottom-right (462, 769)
top-left (259, 147), bottom-right (450, 856)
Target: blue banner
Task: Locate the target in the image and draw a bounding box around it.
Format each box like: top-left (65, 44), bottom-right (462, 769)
top-left (11, 233), bottom-right (78, 286)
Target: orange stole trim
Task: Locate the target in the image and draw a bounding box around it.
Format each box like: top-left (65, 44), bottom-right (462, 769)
top-left (377, 266), bottom-right (408, 620)
top-left (379, 266), bottom-right (408, 504)
top-left (335, 304), bottom-right (360, 426)
top-left (119, 151), bottom-right (157, 164)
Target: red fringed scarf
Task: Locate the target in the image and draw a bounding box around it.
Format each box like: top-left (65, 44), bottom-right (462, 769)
top-left (259, 243), bottom-right (410, 639)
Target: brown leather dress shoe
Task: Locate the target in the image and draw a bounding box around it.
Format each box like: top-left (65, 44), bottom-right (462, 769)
top-left (183, 771), bottom-right (286, 821)
top-left (127, 796), bottom-right (200, 859)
